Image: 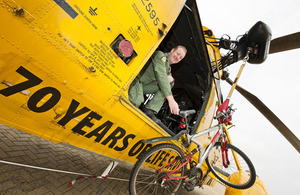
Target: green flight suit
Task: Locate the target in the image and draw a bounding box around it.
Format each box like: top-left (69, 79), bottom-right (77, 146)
top-left (129, 51), bottom-right (173, 113)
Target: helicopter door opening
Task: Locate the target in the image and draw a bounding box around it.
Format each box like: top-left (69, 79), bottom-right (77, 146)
top-left (128, 2), bottom-right (212, 135)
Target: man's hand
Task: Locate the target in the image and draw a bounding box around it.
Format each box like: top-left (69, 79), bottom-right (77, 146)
top-left (168, 75), bottom-right (174, 83)
top-left (166, 95), bottom-right (179, 115)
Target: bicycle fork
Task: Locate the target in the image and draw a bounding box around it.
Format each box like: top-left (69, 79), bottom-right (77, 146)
top-left (221, 139), bottom-right (230, 168)
top-left (196, 124), bottom-right (230, 169)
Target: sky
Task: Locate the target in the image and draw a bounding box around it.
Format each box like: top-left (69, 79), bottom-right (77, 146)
top-left (196, 0), bottom-right (300, 194)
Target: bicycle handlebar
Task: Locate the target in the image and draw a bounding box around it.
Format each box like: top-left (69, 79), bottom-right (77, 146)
top-left (214, 104), bottom-right (236, 121)
top-left (214, 111), bottom-right (225, 120)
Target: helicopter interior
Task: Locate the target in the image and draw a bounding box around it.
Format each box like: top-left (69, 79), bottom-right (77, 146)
top-left (130, 2), bottom-right (213, 135)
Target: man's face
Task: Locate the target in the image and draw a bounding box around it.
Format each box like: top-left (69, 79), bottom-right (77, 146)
top-left (169, 47), bottom-right (186, 65)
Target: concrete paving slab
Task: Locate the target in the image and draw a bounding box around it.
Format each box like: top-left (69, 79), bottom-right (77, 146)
top-left (0, 124), bottom-right (224, 194)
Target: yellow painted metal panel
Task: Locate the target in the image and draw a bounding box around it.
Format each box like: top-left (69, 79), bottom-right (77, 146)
top-left (0, 0), bottom-right (188, 164)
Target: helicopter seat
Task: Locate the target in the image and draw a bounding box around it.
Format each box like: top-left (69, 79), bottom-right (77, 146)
top-left (139, 94), bottom-right (176, 136)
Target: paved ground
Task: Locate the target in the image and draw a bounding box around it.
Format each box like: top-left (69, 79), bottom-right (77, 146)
top-left (0, 123), bottom-right (224, 194)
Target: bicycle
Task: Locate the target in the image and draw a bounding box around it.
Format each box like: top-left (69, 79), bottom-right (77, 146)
top-left (129, 53), bottom-right (256, 194)
top-left (129, 106), bottom-right (256, 194)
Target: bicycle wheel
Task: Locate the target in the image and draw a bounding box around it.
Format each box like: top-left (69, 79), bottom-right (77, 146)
top-left (129, 143), bottom-right (186, 195)
top-left (205, 142), bottom-right (256, 189)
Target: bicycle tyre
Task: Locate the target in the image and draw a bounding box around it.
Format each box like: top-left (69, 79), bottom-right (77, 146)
top-left (129, 143), bottom-right (186, 195)
top-left (205, 142), bottom-right (256, 189)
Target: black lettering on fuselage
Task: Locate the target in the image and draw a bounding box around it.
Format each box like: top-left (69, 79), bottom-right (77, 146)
top-left (27, 87), bottom-right (61, 113)
top-left (0, 66), bottom-right (42, 97)
top-left (72, 111), bottom-right (102, 135)
top-left (114, 134), bottom-right (136, 151)
top-left (85, 120), bottom-right (113, 142)
top-left (136, 144), bottom-right (152, 159)
top-left (168, 156), bottom-right (175, 163)
top-left (1, 66), bottom-right (142, 157)
top-left (169, 157), bottom-right (181, 170)
top-left (158, 152), bottom-right (170, 167)
top-left (128, 140), bottom-right (144, 156)
top-left (153, 150), bottom-right (166, 166)
top-left (101, 127), bottom-right (126, 148)
top-left (145, 156), bottom-right (151, 163)
top-left (150, 150), bottom-right (161, 164)
top-left (58, 99), bottom-right (90, 126)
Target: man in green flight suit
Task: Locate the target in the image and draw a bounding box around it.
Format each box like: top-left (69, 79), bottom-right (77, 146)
top-left (129, 45), bottom-right (187, 122)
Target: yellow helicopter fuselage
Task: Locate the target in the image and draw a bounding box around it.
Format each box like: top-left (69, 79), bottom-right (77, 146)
top-left (0, 0), bottom-right (219, 165)
top-left (0, 1), bottom-right (268, 194)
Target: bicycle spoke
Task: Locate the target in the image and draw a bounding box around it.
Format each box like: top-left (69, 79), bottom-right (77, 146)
top-left (130, 143), bottom-right (186, 195)
top-left (136, 173), bottom-right (156, 184)
top-left (206, 142), bottom-right (256, 189)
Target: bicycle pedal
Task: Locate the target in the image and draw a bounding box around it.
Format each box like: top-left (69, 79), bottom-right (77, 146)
top-left (184, 181), bottom-right (195, 191)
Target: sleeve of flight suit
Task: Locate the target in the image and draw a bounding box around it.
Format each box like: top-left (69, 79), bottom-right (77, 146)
top-left (151, 51), bottom-right (172, 97)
